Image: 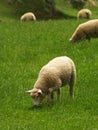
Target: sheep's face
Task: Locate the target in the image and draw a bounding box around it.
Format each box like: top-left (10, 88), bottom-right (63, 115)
top-left (69, 30), bottom-right (80, 43)
top-left (26, 88), bottom-right (45, 106)
top-left (69, 34), bottom-right (80, 42)
top-left (69, 30), bottom-right (86, 43)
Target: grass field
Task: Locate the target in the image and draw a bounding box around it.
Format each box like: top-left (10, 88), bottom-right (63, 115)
top-left (0, 1), bottom-right (98, 130)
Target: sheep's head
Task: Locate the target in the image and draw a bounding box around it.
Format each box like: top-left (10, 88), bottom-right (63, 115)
top-left (26, 88), bottom-right (45, 106)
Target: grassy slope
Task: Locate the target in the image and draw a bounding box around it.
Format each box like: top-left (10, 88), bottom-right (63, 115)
top-left (0, 1), bottom-right (98, 130)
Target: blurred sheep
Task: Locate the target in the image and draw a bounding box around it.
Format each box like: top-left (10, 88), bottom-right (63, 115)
top-left (69, 19), bottom-right (98, 42)
top-left (77, 9), bottom-right (92, 19)
top-left (20, 12), bottom-right (36, 22)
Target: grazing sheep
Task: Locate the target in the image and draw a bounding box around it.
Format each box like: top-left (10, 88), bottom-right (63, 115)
top-left (26, 56), bottom-right (76, 106)
top-left (69, 19), bottom-right (98, 42)
top-left (20, 12), bottom-right (36, 22)
top-left (77, 9), bottom-right (92, 19)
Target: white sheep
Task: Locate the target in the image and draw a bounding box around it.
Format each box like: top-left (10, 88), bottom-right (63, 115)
top-left (77, 9), bottom-right (92, 19)
top-left (69, 19), bottom-right (98, 42)
top-left (26, 56), bottom-right (76, 106)
top-left (20, 12), bottom-right (36, 22)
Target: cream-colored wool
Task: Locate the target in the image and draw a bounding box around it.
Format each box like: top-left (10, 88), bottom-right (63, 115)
top-left (20, 12), bottom-right (36, 22)
top-left (77, 9), bottom-right (92, 19)
top-left (69, 19), bottom-right (98, 42)
top-left (26, 56), bottom-right (76, 106)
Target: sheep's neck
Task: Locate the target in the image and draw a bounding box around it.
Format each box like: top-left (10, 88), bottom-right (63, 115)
top-left (34, 77), bottom-right (49, 94)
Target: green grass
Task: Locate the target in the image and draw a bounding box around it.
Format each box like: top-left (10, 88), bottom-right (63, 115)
top-left (0, 1), bottom-right (98, 130)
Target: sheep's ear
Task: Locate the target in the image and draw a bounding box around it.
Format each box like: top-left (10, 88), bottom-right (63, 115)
top-left (25, 90), bottom-right (33, 94)
top-left (37, 89), bottom-right (42, 95)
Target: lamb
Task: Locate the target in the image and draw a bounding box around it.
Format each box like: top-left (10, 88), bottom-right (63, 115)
top-left (69, 19), bottom-right (98, 42)
top-left (77, 9), bottom-right (92, 19)
top-left (20, 12), bottom-right (36, 22)
top-left (26, 56), bottom-right (76, 106)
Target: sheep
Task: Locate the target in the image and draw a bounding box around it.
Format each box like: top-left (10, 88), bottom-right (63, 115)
top-left (77, 9), bottom-right (92, 19)
top-left (26, 56), bottom-right (76, 106)
top-left (20, 12), bottom-right (36, 22)
top-left (69, 19), bottom-right (98, 42)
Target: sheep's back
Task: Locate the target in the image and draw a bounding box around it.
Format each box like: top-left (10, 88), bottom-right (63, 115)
top-left (39, 56), bottom-right (75, 85)
top-left (79, 19), bottom-right (98, 35)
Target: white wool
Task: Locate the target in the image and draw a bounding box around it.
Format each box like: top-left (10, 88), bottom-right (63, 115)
top-left (35, 56), bottom-right (76, 88)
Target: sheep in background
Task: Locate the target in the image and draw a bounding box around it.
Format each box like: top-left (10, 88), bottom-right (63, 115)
top-left (26, 56), bottom-right (76, 106)
top-left (20, 12), bottom-right (36, 22)
top-left (69, 19), bottom-right (98, 42)
top-left (77, 9), bottom-right (92, 19)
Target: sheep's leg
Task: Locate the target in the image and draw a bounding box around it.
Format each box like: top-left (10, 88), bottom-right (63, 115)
top-left (83, 31), bottom-right (91, 42)
top-left (47, 88), bottom-right (54, 104)
top-left (51, 92), bottom-right (54, 100)
top-left (47, 93), bottom-right (52, 103)
top-left (69, 83), bottom-right (74, 99)
top-left (56, 88), bottom-right (61, 101)
top-left (69, 70), bottom-right (76, 99)
top-left (87, 37), bottom-right (91, 42)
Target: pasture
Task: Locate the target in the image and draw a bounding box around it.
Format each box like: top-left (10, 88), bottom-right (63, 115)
top-left (0, 1), bottom-right (98, 130)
